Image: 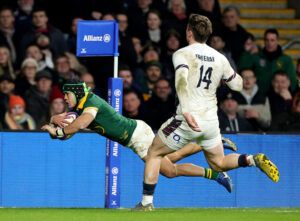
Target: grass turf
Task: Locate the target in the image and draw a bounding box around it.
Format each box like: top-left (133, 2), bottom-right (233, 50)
top-left (0, 208), bottom-right (299, 221)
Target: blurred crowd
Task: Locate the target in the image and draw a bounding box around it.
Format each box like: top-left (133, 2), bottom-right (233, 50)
top-left (0, 0), bottom-right (299, 132)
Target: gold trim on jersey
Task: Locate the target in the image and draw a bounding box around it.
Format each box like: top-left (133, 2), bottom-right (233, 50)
top-left (77, 93), bottom-right (88, 109)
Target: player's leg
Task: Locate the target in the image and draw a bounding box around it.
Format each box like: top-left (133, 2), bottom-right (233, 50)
top-left (204, 143), bottom-right (279, 182)
top-left (134, 134), bottom-right (174, 211)
top-left (166, 142), bottom-right (202, 163)
top-left (160, 155), bottom-right (204, 178)
top-left (165, 137), bottom-right (238, 164)
top-left (159, 146), bottom-right (233, 193)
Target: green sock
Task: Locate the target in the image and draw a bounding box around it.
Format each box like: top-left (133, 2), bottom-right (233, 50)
top-left (204, 168), bottom-right (219, 180)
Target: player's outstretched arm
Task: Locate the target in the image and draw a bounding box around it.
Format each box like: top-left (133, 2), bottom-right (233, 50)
top-left (50, 112), bottom-right (72, 128)
top-left (42, 112), bottom-right (95, 138)
top-left (63, 112), bottom-right (94, 135)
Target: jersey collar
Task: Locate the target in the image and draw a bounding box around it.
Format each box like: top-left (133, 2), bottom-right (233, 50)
top-left (76, 93), bottom-right (89, 110)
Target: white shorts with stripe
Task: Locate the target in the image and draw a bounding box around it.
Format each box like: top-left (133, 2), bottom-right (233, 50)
top-left (157, 115), bottom-right (222, 151)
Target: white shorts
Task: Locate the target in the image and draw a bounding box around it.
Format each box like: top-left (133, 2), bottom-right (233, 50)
top-left (127, 120), bottom-right (155, 159)
top-left (157, 115), bottom-right (222, 151)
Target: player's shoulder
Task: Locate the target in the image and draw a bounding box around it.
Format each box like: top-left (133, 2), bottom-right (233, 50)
top-left (84, 93), bottom-right (103, 107)
top-left (205, 44), bottom-right (226, 59)
top-left (173, 46), bottom-right (189, 56)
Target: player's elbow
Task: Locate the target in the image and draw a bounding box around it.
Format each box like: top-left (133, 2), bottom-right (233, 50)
top-left (227, 78), bottom-right (243, 92)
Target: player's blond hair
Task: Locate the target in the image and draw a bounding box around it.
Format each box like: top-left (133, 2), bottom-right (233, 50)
top-left (187, 14), bottom-right (212, 43)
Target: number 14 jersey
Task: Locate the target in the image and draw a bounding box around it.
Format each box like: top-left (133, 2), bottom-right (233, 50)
top-left (172, 42), bottom-right (242, 120)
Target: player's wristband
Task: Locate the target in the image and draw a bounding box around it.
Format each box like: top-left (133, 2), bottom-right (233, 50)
top-left (56, 128), bottom-right (65, 138)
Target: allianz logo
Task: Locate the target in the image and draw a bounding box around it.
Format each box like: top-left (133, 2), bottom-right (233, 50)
top-left (83, 34), bottom-right (111, 43)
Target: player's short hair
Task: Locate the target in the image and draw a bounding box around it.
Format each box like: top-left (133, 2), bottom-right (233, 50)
top-left (187, 14), bottom-right (212, 43)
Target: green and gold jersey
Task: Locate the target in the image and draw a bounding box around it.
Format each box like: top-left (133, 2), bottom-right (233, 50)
top-left (76, 93), bottom-right (137, 146)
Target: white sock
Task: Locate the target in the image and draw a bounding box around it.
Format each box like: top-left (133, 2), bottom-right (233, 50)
top-left (141, 195), bottom-right (153, 206)
top-left (247, 155), bottom-right (256, 166)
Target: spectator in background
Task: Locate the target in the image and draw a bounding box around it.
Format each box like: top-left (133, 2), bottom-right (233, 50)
top-left (15, 57), bottom-right (38, 96)
top-left (270, 91), bottom-right (300, 132)
top-left (20, 7), bottom-right (67, 61)
top-left (132, 36), bottom-right (144, 64)
top-left (128, 0), bottom-right (153, 38)
top-left (218, 91), bottom-right (254, 132)
top-left (243, 32), bottom-right (260, 55)
top-left (0, 7), bottom-right (18, 64)
top-left (268, 71), bottom-right (293, 119)
top-left (0, 45), bottom-right (15, 79)
top-left (221, 6), bottom-right (248, 64)
top-left (142, 10), bottom-right (164, 46)
top-left (142, 44), bottom-right (160, 62)
top-left (192, 0), bottom-right (222, 32)
top-left (14, 0), bottom-right (34, 34)
top-left (64, 52), bottom-right (87, 75)
top-left (165, 0), bottom-right (188, 40)
top-left (296, 58), bottom-right (300, 89)
top-left (208, 32), bottom-right (236, 71)
top-left (118, 65), bottom-right (143, 96)
top-left (0, 75), bottom-right (15, 128)
top-left (80, 72), bottom-right (102, 96)
top-left (137, 60), bottom-right (162, 101)
top-left (4, 94), bottom-right (36, 130)
top-left (24, 69), bottom-right (53, 128)
top-left (0, 46), bottom-right (16, 79)
top-left (25, 43), bottom-right (54, 71)
top-left (102, 13), bottom-right (115, 21)
top-left (134, 44), bottom-right (160, 83)
top-left (160, 29), bottom-right (181, 84)
top-left (116, 12), bottom-right (137, 69)
top-left (145, 78), bottom-right (175, 131)
top-left (151, 0), bottom-right (169, 17)
top-left (239, 29), bottom-right (297, 95)
top-left (123, 89), bottom-right (148, 120)
top-left (234, 69), bottom-right (271, 131)
top-left (67, 17), bottom-right (82, 54)
top-left (55, 54), bottom-right (80, 88)
top-left (49, 85), bottom-right (66, 117)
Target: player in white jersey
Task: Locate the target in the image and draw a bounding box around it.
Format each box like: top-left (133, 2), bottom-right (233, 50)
top-left (134, 14), bottom-right (279, 211)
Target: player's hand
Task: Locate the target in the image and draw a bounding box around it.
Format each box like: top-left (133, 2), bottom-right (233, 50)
top-left (183, 112), bottom-right (201, 132)
top-left (50, 112), bottom-right (71, 128)
top-left (41, 124), bottom-right (57, 137)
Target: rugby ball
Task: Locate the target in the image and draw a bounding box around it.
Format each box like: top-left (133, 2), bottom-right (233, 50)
top-left (58, 112), bottom-right (78, 140)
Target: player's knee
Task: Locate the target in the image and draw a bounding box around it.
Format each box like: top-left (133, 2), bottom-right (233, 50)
top-left (209, 162), bottom-right (224, 172)
top-left (160, 165), bottom-right (177, 178)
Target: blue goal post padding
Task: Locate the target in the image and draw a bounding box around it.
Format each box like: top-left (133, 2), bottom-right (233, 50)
top-left (76, 20), bottom-right (119, 57)
top-left (105, 78), bottom-right (123, 208)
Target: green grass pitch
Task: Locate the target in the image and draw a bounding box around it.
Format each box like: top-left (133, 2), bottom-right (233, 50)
top-left (0, 208), bottom-right (299, 221)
